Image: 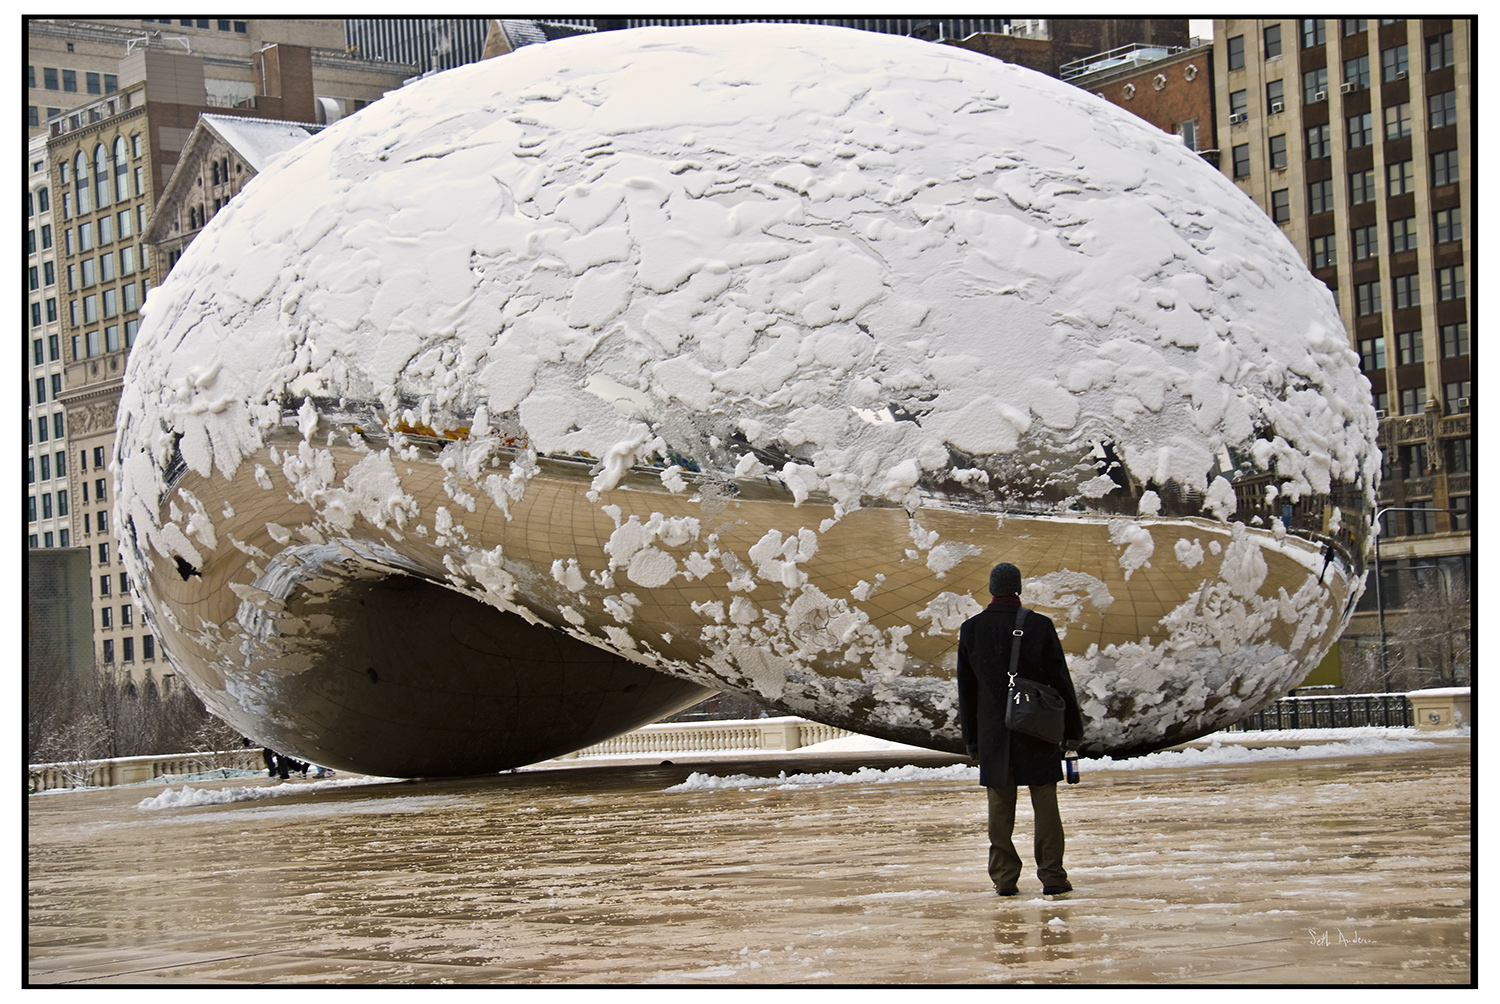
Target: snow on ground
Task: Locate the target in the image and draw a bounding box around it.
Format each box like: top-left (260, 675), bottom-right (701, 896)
top-left (662, 729), bottom-right (1451, 792)
top-left (136, 773), bottom-right (401, 810)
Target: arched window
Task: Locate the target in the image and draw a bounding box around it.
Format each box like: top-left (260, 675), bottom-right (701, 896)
top-left (114, 137), bottom-right (129, 202)
top-left (95, 144), bottom-right (111, 209)
top-left (211, 160), bottom-right (219, 186)
top-left (74, 151), bottom-right (90, 215)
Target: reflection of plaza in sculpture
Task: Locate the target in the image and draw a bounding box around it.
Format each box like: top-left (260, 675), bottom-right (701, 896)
top-left (117, 25), bottom-right (1378, 776)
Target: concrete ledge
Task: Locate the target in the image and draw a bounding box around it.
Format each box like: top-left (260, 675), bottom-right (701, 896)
top-left (1407, 687), bottom-right (1472, 732)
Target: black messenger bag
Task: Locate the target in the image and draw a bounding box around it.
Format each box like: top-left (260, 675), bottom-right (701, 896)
top-left (1004, 606), bottom-right (1066, 744)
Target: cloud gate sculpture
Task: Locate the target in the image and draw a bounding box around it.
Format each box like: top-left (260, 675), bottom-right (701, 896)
top-left (116, 24), bottom-right (1378, 777)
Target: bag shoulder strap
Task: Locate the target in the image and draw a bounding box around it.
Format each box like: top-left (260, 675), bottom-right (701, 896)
top-left (1007, 606), bottom-right (1031, 681)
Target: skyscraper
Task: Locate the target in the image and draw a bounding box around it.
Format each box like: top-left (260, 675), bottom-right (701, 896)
top-left (1214, 18), bottom-right (1471, 688)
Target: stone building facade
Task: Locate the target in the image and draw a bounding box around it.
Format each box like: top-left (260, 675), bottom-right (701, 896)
top-left (1213, 17), bottom-right (1472, 687)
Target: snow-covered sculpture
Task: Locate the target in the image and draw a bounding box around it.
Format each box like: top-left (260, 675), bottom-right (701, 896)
top-left (116, 25), bottom-right (1376, 776)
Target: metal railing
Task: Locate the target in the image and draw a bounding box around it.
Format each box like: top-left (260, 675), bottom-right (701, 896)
top-left (1231, 693), bottom-right (1413, 731)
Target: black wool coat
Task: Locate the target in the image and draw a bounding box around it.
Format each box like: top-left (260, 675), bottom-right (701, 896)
top-left (957, 599), bottom-right (1084, 788)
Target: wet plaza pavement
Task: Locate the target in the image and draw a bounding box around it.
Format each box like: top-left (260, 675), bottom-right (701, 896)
top-left (28, 737), bottom-right (1471, 985)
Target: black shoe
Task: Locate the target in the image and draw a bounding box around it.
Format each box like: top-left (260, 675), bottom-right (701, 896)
top-left (1042, 882), bottom-right (1073, 896)
top-left (995, 886), bottom-right (1019, 897)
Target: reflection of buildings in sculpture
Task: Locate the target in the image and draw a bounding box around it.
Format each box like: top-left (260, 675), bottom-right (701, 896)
top-left (1212, 18), bottom-right (1472, 685)
top-left (132, 413), bottom-right (1365, 777)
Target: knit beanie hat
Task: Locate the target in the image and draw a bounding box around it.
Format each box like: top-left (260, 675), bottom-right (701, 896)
top-left (988, 562), bottom-right (1022, 596)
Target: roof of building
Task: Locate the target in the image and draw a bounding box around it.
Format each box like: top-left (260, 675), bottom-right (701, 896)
top-left (143, 113), bottom-right (321, 243)
top-left (491, 19), bottom-right (594, 52)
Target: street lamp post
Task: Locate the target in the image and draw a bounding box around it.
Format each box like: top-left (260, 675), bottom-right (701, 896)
top-left (1371, 504), bottom-right (1465, 690)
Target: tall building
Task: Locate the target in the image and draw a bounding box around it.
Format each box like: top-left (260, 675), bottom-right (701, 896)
top-left (29, 19), bottom-right (416, 678)
top-left (345, 18), bottom-right (495, 74)
top-left (27, 136), bottom-right (72, 552)
top-left (1213, 18), bottom-right (1471, 688)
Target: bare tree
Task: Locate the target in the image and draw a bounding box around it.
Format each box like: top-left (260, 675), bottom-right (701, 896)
top-left (1389, 578), bottom-right (1472, 689)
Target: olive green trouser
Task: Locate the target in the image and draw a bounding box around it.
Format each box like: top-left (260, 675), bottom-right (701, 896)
top-left (986, 780), bottom-right (1067, 890)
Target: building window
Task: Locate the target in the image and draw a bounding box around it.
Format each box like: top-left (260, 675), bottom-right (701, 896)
top-left (1426, 31), bottom-right (1454, 71)
top-left (1303, 67), bottom-right (1328, 103)
top-left (99, 574), bottom-right (111, 597)
top-left (58, 489), bottom-right (68, 516)
top-left (1176, 118), bottom-right (1199, 151)
top-left (1437, 265), bottom-right (1465, 301)
top-left (1344, 55), bottom-right (1370, 89)
top-left (1429, 90), bottom-right (1457, 128)
top-left (1355, 281), bottom-right (1382, 316)
top-left (144, 635), bottom-right (156, 660)
top-left (1307, 181), bottom-right (1333, 218)
top-left (62, 69), bottom-right (77, 92)
top-left (1382, 44), bottom-right (1409, 81)
top-left (1388, 159), bottom-right (1415, 194)
top-left (1306, 123), bottom-right (1331, 159)
top-left (1384, 102), bottom-right (1411, 140)
top-left (1229, 89), bottom-right (1248, 117)
top-left (1390, 217), bottom-right (1418, 252)
top-left (123, 637), bottom-right (135, 662)
top-left (1232, 143), bottom-right (1250, 179)
top-left (1440, 322), bottom-right (1469, 358)
top-left (1270, 188), bottom-right (1290, 223)
top-left (41, 494), bottom-right (53, 519)
top-left (1302, 19), bottom-right (1325, 48)
top-left (1349, 168), bottom-right (1375, 205)
top-left (1264, 23), bottom-right (1282, 59)
top-left (1432, 149), bottom-right (1460, 186)
top-left (1398, 386), bottom-right (1427, 417)
top-left (1444, 383), bottom-right (1471, 417)
top-left (1398, 442), bottom-right (1429, 478)
top-left (1343, 19), bottom-right (1367, 36)
top-left (1227, 34), bottom-right (1246, 70)
top-left (96, 510), bottom-right (108, 533)
top-left (1352, 224), bottom-right (1378, 261)
top-left (1347, 112), bottom-right (1373, 148)
top-left (102, 639), bottom-right (114, 663)
top-left (94, 446), bottom-right (106, 468)
top-left (101, 606), bottom-right (112, 628)
top-left (1392, 274), bottom-right (1420, 309)
top-left (1267, 134), bottom-right (1287, 170)
top-left (1396, 329), bottom-right (1424, 366)
top-left (1445, 438), bottom-right (1471, 474)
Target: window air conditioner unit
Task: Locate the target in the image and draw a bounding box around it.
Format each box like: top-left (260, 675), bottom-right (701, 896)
top-left (1270, 101), bottom-right (1284, 113)
top-left (1457, 397), bottom-right (1469, 410)
top-left (1374, 409), bottom-right (1388, 419)
top-left (1340, 82), bottom-right (1357, 93)
top-left (1396, 70), bottom-right (1408, 80)
top-left (1314, 90), bottom-right (1327, 101)
top-left (1229, 112), bottom-right (1247, 124)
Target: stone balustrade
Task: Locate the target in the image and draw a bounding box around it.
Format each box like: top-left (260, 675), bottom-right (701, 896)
top-left (557, 717), bottom-right (854, 759)
top-left (27, 720), bottom-right (856, 792)
top-left (28, 749), bottom-right (266, 794)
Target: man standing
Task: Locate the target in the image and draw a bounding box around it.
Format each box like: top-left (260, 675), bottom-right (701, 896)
top-left (957, 562), bottom-right (1084, 897)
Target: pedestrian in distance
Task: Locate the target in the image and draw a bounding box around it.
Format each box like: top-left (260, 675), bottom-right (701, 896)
top-left (957, 562), bottom-right (1084, 898)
